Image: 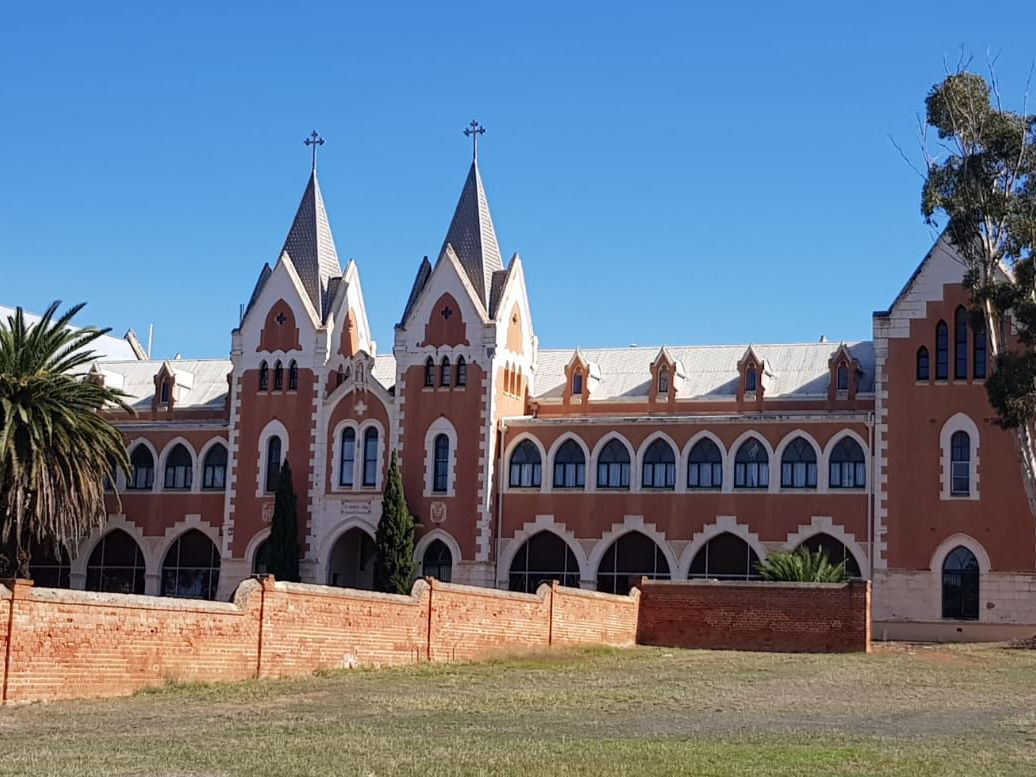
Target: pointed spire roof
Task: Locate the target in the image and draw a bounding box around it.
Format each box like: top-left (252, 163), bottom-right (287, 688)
top-left (279, 170), bottom-right (342, 319)
top-left (440, 160), bottom-right (503, 307)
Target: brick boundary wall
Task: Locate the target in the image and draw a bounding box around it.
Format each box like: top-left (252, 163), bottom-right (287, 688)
top-left (635, 579), bottom-right (872, 653)
top-left (0, 577), bottom-right (640, 704)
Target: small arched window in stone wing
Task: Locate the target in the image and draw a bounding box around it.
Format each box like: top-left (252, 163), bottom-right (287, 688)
top-left (288, 360), bottom-right (298, 391)
top-left (259, 361), bottom-right (269, 391)
top-left (440, 356), bottom-right (451, 387)
top-left (456, 356), bottom-right (467, 387)
top-left (950, 431), bottom-right (971, 496)
top-left (916, 346), bottom-right (930, 381)
top-left (273, 360), bottom-right (284, 391)
top-left (424, 357), bottom-right (435, 388)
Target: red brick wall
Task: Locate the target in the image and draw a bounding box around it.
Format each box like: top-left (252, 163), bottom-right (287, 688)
top-left (429, 581), bottom-right (551, 661)
top-left (636, 580), bottom-right (871, 653)
top-left (0, 584), bottom-right (10, 700)
top-left (551, 586), bottom-right (640, 647)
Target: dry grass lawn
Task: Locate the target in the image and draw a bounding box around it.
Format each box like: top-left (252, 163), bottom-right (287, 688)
top-left (2, 643), bottom-right (1036, 776)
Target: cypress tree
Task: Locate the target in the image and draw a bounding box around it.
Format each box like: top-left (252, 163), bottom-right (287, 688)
top-left (374, 451), bottom-right (418, 594)
top-left (268, 458), bottom-right (300, 582)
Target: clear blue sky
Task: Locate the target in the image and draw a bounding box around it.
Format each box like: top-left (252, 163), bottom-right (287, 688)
top-left (2, 2), bottom-right (1034, 359)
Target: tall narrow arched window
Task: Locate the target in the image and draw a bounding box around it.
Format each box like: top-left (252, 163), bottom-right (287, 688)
top-left (433, 433), bottom-right (450, 493)
top-left (159, 380), bottom-right (171, 404)
top-left (780, 437), bottom-right (817, 489)
top-left (259, 361), bottom-right (269, 391)
top-left (424, 357), bottom-right (435, 388)
top-left (950, 430), bottom-right (970, 496)
top-left (916, 346), bottom-right (930, 381)
top-left (973, 318), bottom-right (987, 379)
top-left (688, 438), bottom-right (722, 489)
top-left (829, 437), bottom-right (866, 489)
top-left (339, 428), bottom-right (356, 487)
top-left (273, 360), bottom-right (284, 391)
top-left (954, 306), bottom-right (968, 379)
top-left (734, 438), bottom-right (769, 489)
top-left (572, 371), bottom-right (583, 395)
top-left (508, 440), bottom-right (542, 488)
top-left (362, 428), bottom-right (379, 487)
top-left (553, 440), bottom-right (586, 489)
top-left (456, 356), bottom-right (467, 387)
top-left (202, 443), bottom-right (228, 490)
top-left (163, 443), bottom-right (193, 490)
top-left (657, 368), bottom-right (669, 396)
top-left (596, 439), bottom-right (630, 489)
top-left (641, 439), bottom-right (676, 489)
top-left (745, 366), bottom-right (758, 393)
top-left (935, 321), bottom-right (949, 380)
top-left (440, 356), bottom-right (452, 387)
top-left (836, 363), bottom-right (849, 391)
top-left (265, 436), bottom-right (282, 493)
top-left (128, 445), bottom-right (155, 490)
top-left (942, 546), bottom-right (979, 619)
top-left (288, 360), bottom-right (298, 391)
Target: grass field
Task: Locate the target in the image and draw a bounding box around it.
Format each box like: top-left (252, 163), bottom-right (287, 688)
top-left (2, 643), bottom-right (1036, 776)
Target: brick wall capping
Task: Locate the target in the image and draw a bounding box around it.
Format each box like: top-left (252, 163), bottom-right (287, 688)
top-left (638, 578), bottom-right (867, 592)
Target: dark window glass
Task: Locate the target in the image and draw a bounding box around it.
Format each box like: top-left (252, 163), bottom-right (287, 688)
top-left (259, 361), bottom-right (269, 391)
top-left (688, 438), bottom-right (723, 489)
top-left (916, 347), bottom-right (930, 381)
top-left (440, 357), bottom-right (451, 387)
top-left (86, 530), bottom-right (146, 595)
top-left (836, 364), bottom-right (849, 391)
top-left (797, 534), bottom-right (862, 578)
top-left (950, 431), bottom-right (970, 496)
top-left (163, 444), bottom-right (193, 490)
top-left (734, 438), bottom-right (768, 489)
top-left (657, 368), bottom-right (669, 396)
top-left (422, 540), bottom-right (452, 582)
top-left (553, 439), bottom-right (586, 489)
top-left (641, 439), bottom-right (675, 489)
top-left (159, 381), bottom-right (170, 403)
top-left (596, 439), bottom-right (630, 489)
top-left (424, 357), bottom-right (435, 388)
top-left (596, 532), bottom-right (671, 595)
top-left (339, 428), bottom-right (356, 487)
top-left (508, 531), bottom-right (580, 592)
top-left (362, 428), bottom-right (379, 487)
top-left (954, 307), bottom-right (968, 379)
top-left (572, 372), bottom-right (583, 395)
top-left (273, 360), bottom-right (284, 391)
top-left (433, 433), bottom-right (449, 493)
top-left (252, 539), bottom-right (270, 575)
top-left (829, 437), bottom-right (866, 489)
top-left (688, 533), bottom-right (761, 580)
top-left (128, 445), bottom-right (154, 490)
top-left (28, 541), bottom-right (71, 589)
top-left (265, 436), bottom-right (282, 493)
top-left (936, 321), bottom-right (949, 379)
top-left (780, 437), bottom-right (817, 489)
top-left (973, 319), bottom-right (987, 379)
top-left (942, 546), bottom-right (979, 619)
top-left (202, 444), bottom-right (227, 490)
top-left (161, 530), bottom-right (220, 600)
top-left (745, 366), bottom-right (758, 392)
top-left (456, 356), bottom-right (467, 387)
top-left (288, 360), bottom-right (298, 391)
top-left (509, 440), bottom-right (542, 488)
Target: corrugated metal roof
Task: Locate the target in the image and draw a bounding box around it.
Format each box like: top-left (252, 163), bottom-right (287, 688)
top-left (91, 359), bottom-right (231, 410)
top-left (0, 304), bottom-right (140, 362)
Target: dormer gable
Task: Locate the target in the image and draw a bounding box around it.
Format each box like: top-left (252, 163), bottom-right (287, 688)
top-left (86, 363), bottom-right (125, 391)
top-left (737, 345), bottom-right (771, 401)
top-left (828, 343), bottom-right (862, 400)
top-left (327, 259), bottom-right (375, 359)
top-left (259, 298), bottom-right (303, 353)
top-left (398, 243), bottom-right (488, 348)
top-left (650, 347), bottom-right (685, 404)
top-left (153, 360), bottom-right (194, 410)
top-left (563, 350), bottom-right (601, 404)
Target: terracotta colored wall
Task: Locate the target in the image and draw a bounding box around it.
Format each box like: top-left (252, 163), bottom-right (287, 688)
top-left (636, 579), bottom-right (871, 653)
top-left (322, 388), bottom-right (391, 496)
top-left (551, 585), bottom-right (640, 647)
top-left (0, 584), bottom-right (9, 697)
top-left (429, 581), bottom-right (551, 661)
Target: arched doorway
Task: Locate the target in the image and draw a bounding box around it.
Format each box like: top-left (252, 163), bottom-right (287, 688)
top-left (596, 532), bottom-right (671, 595)
top-left (86, 530), bottom-right (147, 594)
top-left (687, 533), bottom-right (761, 580)
top-left (161, 530), bottom-right (221, 600)
top-left (795, 533), bottom-right (862, 578)
top-left (942, 546), bottom-right (980, 620)
top-left (507, 531), bottom-right (580, 592)
top-left (421, 539), bottom-right (453, 582)
top-left (327, 528), bottom-right (376, 589)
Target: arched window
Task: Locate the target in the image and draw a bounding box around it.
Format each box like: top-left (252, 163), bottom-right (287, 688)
top-left (508, 440), bottom-right (542, 488)
top-left (265, 435), bottom-right (282, 493)
top-left (128, 445), bottom-right (154, 490)
top-left (339, 428), bottom-right (356, 487)
top-left (424, 357), bottom-right (435, 388)
top-left (935, 320), bottom-right (949, 380)
top-left (508, 531), bottom-right (580, 592)
top-left (288, 360), bottom-right (298, 391)
top-left (688, 438), bottom-right (722, 489)
top-left (273, 360), bottom-right (284, 391)
top-left (797, 534), bottom-right (862, 578)
top-left (572, 371), bottom-right (583, 395)
top-left (780, 437), bottom-right (817, 489)
top-left (942, 546), bottom-right (979, 619)
top-left (829, 437), bottom-right (865, 489)
top-left (163, 443), bottom-right (193, 490)
top-left (553, 440), bottom-right (586, 489)
top-left (86, 530), bottom-right (146, 594)
top-left (327, 528), bottom-right (376, 589)
top-left (641, 439), bottom-right (676, 489)
top-left (688, 533), bottom-right (761, 580)
top-left (456, 356), bottom-right (467, 387)
top-left (950, 431), bottom-right (970, 496)
top-left (596, 532), bottom-right (671, 595)
top-left (973, 318), bottom-right (987, 379)
top-left (252, 538), bottom-right (270, 575)
top-left (734, 438), bottom-right (769, 489)
top-left (362, 428), bottom-right (379, 487)
top-left (596, 438), bottom-right (630, 489)
top-left (202, 444), bottom-right (227, 490)
top-left (954, 306), bottom-right (968, 379)
top-left (433, 433), bottom-right (449, 493)
top-left (258, 361), bottom-right (269, 391)
top-left (28, 540), bottom-right (71, 589)
top-left (836, 363), bottom-right (849, 391)
top-left (657, 367), bottom-right (669, 396)
top-left (159, 380), bottom-right (171, 404)
top-left (422, 539), bottom-right (453, 582)
top-left (161, 530), bottom-right (221, 600)
top-left (745, 366), bottom-right (758, 393)
top-left (440, 356), bottom-right (451, 387)
top-left (916, 346), bottom-right (930, 381)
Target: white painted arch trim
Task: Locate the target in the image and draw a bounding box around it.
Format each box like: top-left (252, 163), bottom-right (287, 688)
top-left (782, 515), bottom-right (869, 580)
top-left (675, 515), bottom-right (769, 579)
top-left (414, 529), bottom-right (463, 574)
top-left (256, 419), bottom-right (290, 499)
top-left (633, 431), bottom-right (681, 492)
top-left (156, 436), bottom-right (199, 493)
top-left (155, 514), bottom-right (222, 569)
top-left (586, 515), bottom-right (679, 578)
top-left (330, 418), bottom-right (362, 492)
top-left (772, 428), bottom-right (823, 490)
top-left (930, 532), bottom-right (991, 574)
top-left (545, 432), bottom-right (591, 490)
top-left (939, 412), bottom-right (981, 501)
top-left (723, 431), bottom-right (775, 494)
top-left (313, 516), bottom-right (379, 587)
top-left (496, 514), bottom-right (590, 585)
top-left (243, 527), bottom-right (271, 569)
top-left (125, 437), bottom-right (160, 493)
top-left (819, 429), bottom-right (870, 493)
top-left (73, 514), bottom-right (155, 578)
top-left (423, 416), bottom-right (458, 497)
top-left (501, 431), bottom-right (548, 493)
top-left (588, 433), bottom-right (636, 493)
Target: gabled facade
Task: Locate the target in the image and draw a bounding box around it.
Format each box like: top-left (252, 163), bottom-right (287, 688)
top-left (28, 147), bottom-right (1036, 641)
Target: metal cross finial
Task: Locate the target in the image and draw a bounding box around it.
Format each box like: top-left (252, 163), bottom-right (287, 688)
top-left (304, 130), bottom-right (325, 171)
top-left (463, 119), bottom-right (485, 161)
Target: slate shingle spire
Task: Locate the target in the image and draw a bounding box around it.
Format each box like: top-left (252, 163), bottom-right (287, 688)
top-left (279, 168), bottom-right (342, 319)
top-left (440, 156), bottom-right (504, 309)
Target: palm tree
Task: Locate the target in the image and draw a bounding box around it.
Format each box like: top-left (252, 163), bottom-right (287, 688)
top-left (0, 302), bottom-right (131, 579)
top-left (755, 547), bottom-right (849, 584)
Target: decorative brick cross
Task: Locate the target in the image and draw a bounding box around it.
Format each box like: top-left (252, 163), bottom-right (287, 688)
top-left (275, 312), bottom-right (287, 325)
top-left (441, 306), bottom-right (453, 320)
top-left (354, 400), bottom-right (367, 416)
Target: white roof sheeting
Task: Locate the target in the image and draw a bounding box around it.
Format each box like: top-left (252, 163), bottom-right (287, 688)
top-left (0, 304), bottom-right (140, 362)
top-left (91, 359), bottom-right (232, 410)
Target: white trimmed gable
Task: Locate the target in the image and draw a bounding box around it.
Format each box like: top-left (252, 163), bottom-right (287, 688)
top-left (396, 245), bottom-right (490, 350)
top-left (326, 260), bottom-right (375, 358)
